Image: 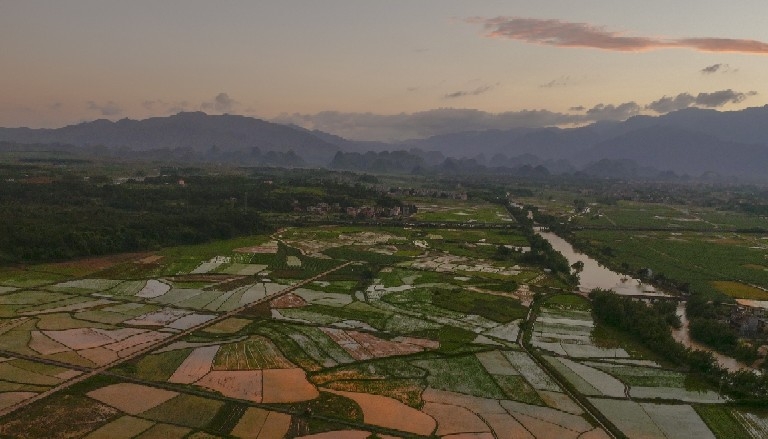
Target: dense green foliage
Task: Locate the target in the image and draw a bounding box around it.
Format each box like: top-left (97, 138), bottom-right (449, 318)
top-left (0, 168), bottom-right (389, 264)
top-left (590, 290), bottom-right (768, 401)
top-left (431, 289), bottom-right (526, 323)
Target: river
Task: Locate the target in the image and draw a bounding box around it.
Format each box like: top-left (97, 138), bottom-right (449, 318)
top-left (537, 230), bottom-right (665, 296)
top-left (536, 228), bottom-right (754, 373)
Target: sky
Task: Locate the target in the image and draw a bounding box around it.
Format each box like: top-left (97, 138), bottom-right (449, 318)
top-left (2, 0), bottom-right (768, 141)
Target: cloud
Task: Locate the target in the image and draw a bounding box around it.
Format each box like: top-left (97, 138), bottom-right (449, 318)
top-left (645, 94), bottom-right (697, 113)
top-left (274, 89), bottom-right (757, 141)
top-left (701, 63), bottom-right (727, 74)
top-left (443, 84), bottom-right (495, 99)
top-left (540, 76), bottom-right (570, 88)
top-left (201, 92), bottom-right (237, 113)
top-left (585, 102), bottom-right (642, 120)
top-left (695, 89), bottom-right (756, 107)
top-left (86, 101), bottom-right (122, 116)
top-left (467, 16), bottom-right (768, 54)
top-left (646, 89), bottom-right (757, 112)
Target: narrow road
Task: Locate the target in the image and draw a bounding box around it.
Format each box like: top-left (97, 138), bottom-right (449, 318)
top-left (0, 261), bottom-right (355, 418)
top-left (517, 304), bottom-right (620, 439)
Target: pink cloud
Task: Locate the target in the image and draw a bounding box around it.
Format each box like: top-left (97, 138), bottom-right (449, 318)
top-left (467, 17), bottom-right (768, 54)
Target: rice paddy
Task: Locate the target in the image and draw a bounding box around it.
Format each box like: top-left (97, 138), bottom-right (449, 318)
top-left (0, 219), bottom-right (737, 438)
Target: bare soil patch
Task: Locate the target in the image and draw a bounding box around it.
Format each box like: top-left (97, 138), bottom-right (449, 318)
top-left (87, 383), bottom-right (179, 415)
top-left (323, 389), bottom-right (436, 436)
top-left (262, 368), bottom-right (319, 403)
top-left (195, 370), bottom-right (263, 402)
top-left (270, 293), bottom-right (307, 309)
top-left (422, 402), bottom-right (490, 436)
top-left (83, 415), bottom-right (155, 439)
top-left (168, 345), bottom-right (220, 384)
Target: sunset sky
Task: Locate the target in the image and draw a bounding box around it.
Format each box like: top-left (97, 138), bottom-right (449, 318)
top-left (3, 0), bottom-right (768, 140)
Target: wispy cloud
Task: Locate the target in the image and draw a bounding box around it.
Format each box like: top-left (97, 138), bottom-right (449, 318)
top-left (443, 84), bottom-right (496, 99)
top-left (540, 76), bottom-right (571, 88)
top-left (646, 89), bottom-right (757, 113)
top-left (467, 17), bottom-right (768, 54)
top-left (700, 63), bottom-right (735, 74)
top-left (86, 101), bottom-right (122, 116)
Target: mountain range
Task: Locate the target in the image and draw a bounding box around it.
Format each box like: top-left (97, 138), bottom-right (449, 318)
top-left (2, 106), bottom-right (768, 180)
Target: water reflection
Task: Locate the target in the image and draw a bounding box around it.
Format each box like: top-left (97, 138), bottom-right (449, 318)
top-left (537, 230), bottom-right (665, 296)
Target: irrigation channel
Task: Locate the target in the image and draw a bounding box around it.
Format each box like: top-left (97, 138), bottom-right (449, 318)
top-left (535, 228), bottom-right (754, 373)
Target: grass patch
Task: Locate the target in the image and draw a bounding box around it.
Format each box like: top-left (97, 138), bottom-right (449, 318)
top-left (712, 280), bottom-right (768, 300)
top-left (432, 289), bottom-right (526, 323)
top-left (208, 401), bottom-right (248, 436)
top-left (116, 348), bottom-right (192, 381)
top-left (544, 294), bottom-right (592, 312)
top-left (590, 324), bottom-right (662, 363)
top-left (140, 393), bottom-right (223, 429)
top-left (413, 355), bottom-right (506, 399)
top-left (323, 378), bottom-right (424, 408)
top-left (694, 405), bottom-right (753, 439)
top-left (492, 374), bottom-right (544, 405)
top-left (271, 390), bottom-right (363, 425)
top-left (0, 394), bottom-right (119, 439)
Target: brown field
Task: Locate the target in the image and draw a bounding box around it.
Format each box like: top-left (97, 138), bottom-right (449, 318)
top-left (134, 423), bottom-right (191, 439)
top-left (262, 368), bottom-right (319, 403)
top-left (270, 293), bottom-right (307, 309)
top-left (293, 431), bottom-right (374, 439)
top-left (320, 328), bottom-right (432, 360)
top-left (230, 407), bottom-right (291, 439)
top-left (422, 402), bottom-right (490, 436)
top-left (168, 345), bottom-right (220, 384)
top-left (78, 347), bottom-right (119, 366)
top-left (28, 331), bottom-right (70, 355)
top-left (87, 383), bottom-right (179, 415)
top-left (0, 391), bottom-right (37, 411)
top-left (43, 328), bottom-right (115, 350)
top-left (83, 415), bottom-right (155, 439)
top-left (324, 389), bottom-right (436, 436)
top-left (195, 370), bottom-right (263, 402)
top-left (202, 317), bottom-right (251, 334)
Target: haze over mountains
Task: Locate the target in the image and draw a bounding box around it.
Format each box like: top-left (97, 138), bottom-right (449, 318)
top-left (2, 106), bottom-right (768, 181)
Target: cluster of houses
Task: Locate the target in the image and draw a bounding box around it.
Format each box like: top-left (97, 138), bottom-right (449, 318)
top-left (730, 304), bottom-right (768, 338)
top-left (297, 202), bottom-right (415, 219)
top-left (386, 187), bottom-right (468, 200)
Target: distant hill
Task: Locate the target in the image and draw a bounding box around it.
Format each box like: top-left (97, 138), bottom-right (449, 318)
top-left (3, 106), bottom-right (768, 179)
top-left (0, 112), bottom-right (340, 165)
top-left (396, 105), bottom-right (768, 180)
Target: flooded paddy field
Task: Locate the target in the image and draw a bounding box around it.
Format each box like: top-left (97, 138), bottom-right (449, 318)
top-left (0, 219), bottom-right (753, 438)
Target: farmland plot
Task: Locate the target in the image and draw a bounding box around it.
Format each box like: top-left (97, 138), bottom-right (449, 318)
top-left (641, 403), bottom-right (715, 439)
top-left (48, 278), bottom-right (123, 293)
top-left (213, 336), bottom-right (295, 370)
top-left (588, 398), bottom-right (666, 438)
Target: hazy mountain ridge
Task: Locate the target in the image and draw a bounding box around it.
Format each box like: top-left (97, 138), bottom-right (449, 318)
top-left (0, 112), bottom-right (340, 165)
top-left (2, 106), bottom-right (768, 179)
